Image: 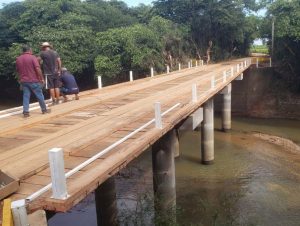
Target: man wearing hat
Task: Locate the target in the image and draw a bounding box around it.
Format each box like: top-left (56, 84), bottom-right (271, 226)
top-left (39, 42), bottom-right (62, 105)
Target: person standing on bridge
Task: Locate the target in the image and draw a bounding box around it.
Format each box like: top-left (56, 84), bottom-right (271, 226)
top-left (60, 67), bottom-right (80, 102)
top-left (16, 45), bottom-right (50, 117)
top-left (39, 42), bottom-right (62, 105)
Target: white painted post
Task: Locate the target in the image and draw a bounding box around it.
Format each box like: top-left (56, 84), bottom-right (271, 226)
top-left (196, 60), bottom-right (198, 67)
top-left (223, 71), bottom-right (227, 83)
top-left (154, 102), bottom-right (162, 129)
top-left (167, 65), bottom-right (170, 74)
top-left (244, 60), bottom-right (247, 67)
top-left (151, 67), bottom-right (154, 77)
top-left (231, 67), bottom-right (234, 77)
top-left (201, 60), bottom-right (204, 66)
top-left (178, 63), bottom-right (181, 71)
top-left (256, 58), bottom-right (259, 68)
top-left (130, 71), bottom-right (133, 82)
top-left (270, 58), bottom-right (272, 67)
top-left (188, 61), bottom-right (191, 69)
top-left (192, 84), bottom-right (197, 103)
top-left (190, 60), bottom-right (193, 67)
top-left (49, 148), bottom-right (69, 200)
top-left (211, 76), bottom-right (215, 89)
top-left (97, 76), bottom-right (102, 89)
top-left (11, 199), bottom-right (29, 226)
top-left (237, 64), bottom-right (240, 72)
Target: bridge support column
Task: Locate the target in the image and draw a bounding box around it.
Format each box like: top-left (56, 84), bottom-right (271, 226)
top-left (152, 130), bottom-right (176, 223)
top-left (95, 177), bottom-right (118, 226)
top-left (201, 99), bottom-right (214, 165)
top-left (221, 84), bottom-right (232, 132)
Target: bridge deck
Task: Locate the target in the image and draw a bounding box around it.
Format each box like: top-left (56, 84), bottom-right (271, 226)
top-left (0, 59), bottom-right (250, 212)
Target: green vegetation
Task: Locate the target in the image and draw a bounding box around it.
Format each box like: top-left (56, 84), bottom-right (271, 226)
top-left (250, 45), bottom-right (269, 54)
top-left (0, 0), bottom-right (277, 96)
top-left (260, 0), bottom-right (300, 92)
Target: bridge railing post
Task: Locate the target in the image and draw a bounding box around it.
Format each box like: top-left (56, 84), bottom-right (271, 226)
top-left (151, 67), bottom-right (154, 77)
top-left (154, 102), bottom-right (163, 129)
top-left (49, 148), bottom-right (69, 200)
top-left (192, 84), bottom-right (198, 103)
top-left (97, 76), bottom-right (102, 89)
top-left (167, 65), bottom-right (170, 74)
top-left (11, 199), bottom-right (29, 226)
top-left (188, 61), bottom-right (191, 69)
top-left (223, 71), bottom-right (227, 83)
top-left (178, 63), bottom-right (181, 71)
top-left (211, 76), bottom-right (215, 89)
top-left (130, 71), bottom-right (133, 82)
top-left (196, 60), bottom-right (198, 67)
top-left (201, 60), bottom-right (204, 66)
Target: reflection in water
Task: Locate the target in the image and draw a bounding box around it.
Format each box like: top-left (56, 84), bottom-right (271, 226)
top-left (48, 117), bottom-right (300, 226)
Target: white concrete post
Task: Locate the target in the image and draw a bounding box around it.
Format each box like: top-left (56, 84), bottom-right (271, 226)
top-left (223, 71), bottom-right (227, 83)
top-left (97, 76), bottom-right (102, 89)
top-left (231, 67), bottom-right (234, 77)
top-left (237, 64), bottom-right (240, 72)
top-left (201, 60), bottom-right (204, 66)
top-left (211, 76), bottom-right (215, 89)
top-left (244, 60), bottom-right (247, 68)
top-left (188, 61), bottom-right (191, 69)
top-left (130, 71), bottom-right (133, 82)
top-left (256, 58), bottom-right (259, 68)
top-left (178, 63), bottom-right (181, 71)
top-left (270, 58), bottom-right (272, 67)
top-left (49, 148), bottom-right (69, 200)
top-left (151, 67), bottom-right (154, 77)
top-left (196, 60), bottom-right (198, 67)
top-left (11, 199), bottom-right (29, 226)
top-left (167, 65), bottom-right (170, 74)
top-left (190, 60), bottom-right (193, 67)
top-left (155, 102), bottom-right (162, 129)
top-left (192, 84), bottom-right (198, 103)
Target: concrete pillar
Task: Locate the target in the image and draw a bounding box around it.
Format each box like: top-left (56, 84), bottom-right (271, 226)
top-left (170, 129), bottom-right (180, 158)
top-left (221, 84), bottom-right (232, 132)
top-left (201, 99), bottom-right (214, 165)
top-left (95, 177), bottom-right (118, 226)
top-left (152, 131), bottom-right (176, 223)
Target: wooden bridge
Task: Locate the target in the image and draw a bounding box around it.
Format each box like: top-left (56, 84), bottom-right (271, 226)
top-left (0, 58), bottom-right (256, 225)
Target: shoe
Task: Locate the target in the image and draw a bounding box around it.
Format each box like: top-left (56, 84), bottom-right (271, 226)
top-left (23, 112), bottom-right (30, 118)
top-left (55, 99), bottom-right (60, 104)
top-left (42, 109), bottom-right (51, 114)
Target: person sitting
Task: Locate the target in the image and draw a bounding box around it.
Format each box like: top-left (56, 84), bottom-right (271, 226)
top-left (60, 67), bottom-right (79, 102)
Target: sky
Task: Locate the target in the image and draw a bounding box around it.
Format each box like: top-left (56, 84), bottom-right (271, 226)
top-left (0, 0), bottom-right (153, 8)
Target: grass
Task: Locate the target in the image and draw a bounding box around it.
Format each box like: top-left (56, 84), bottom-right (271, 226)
top-left (250, 45), bottom-right (269, 54)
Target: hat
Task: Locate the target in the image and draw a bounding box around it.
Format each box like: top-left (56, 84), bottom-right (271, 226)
top-left (62, 67), bottom-right (67, 71)
top-left (41, 42), bottom-right (51, 48)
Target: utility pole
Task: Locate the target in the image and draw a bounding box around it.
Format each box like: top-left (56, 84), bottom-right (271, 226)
top-left (271, 16), bottom-right (275, 57)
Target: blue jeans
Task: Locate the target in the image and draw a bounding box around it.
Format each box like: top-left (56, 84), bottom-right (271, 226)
top-left (22, 82), bottom-right (47, 113)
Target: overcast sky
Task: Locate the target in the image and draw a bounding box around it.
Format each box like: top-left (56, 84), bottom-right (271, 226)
top-left (0, 0), bottom-right (153, 8)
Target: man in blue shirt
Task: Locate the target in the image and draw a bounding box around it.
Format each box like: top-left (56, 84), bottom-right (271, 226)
top-left (60, 68), bottom-right (79, 102)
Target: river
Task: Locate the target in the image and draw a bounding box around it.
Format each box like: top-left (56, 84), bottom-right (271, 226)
top-left (45, 116), bottom-right (300, 226)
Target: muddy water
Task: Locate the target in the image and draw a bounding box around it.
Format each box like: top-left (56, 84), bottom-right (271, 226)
top-left (47, 116), bottom-right (300, 226)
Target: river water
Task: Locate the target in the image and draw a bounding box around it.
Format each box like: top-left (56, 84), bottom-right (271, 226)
top-left (45, 116), bottom-right (300, 226)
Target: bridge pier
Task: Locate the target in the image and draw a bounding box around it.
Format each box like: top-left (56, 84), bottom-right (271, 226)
top-left (221, 84), bottom-right (232, 132)
top-left (95, 177), bottom-right (118, 226)
top-left (152, 130), bottom-right (176, 223)
top-left (201, 99), bottom-right (214, 165)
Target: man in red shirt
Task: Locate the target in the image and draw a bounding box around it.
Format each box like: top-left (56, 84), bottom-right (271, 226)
top-left (16, 45), bottom-right (50, 117)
